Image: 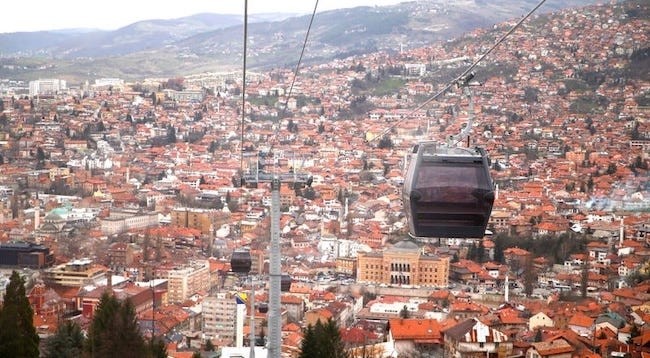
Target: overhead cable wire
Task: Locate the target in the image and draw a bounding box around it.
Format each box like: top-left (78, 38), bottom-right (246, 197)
top-left (369, 0), bottom-right (548, 143)
top-left (240, 0), bottom-right (249, 176)
top-left (280, 0), bottom-right (320, 117)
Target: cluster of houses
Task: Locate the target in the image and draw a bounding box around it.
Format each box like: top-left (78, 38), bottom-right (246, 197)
top-left (0, 0), bottom-right (648, 356)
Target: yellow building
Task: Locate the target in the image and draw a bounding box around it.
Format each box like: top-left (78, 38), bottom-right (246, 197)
top-left (357, 241), bottom-right (450, 287)
top-left (171, 207), bottom-right (216, 235)
top-left (335, 257), bottom-right (357, 276)
top-left (42, 258), bottom-right (107, 287)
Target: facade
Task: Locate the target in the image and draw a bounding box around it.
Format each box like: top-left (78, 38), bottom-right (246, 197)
top-left (93, 78), bottom-right (125, 90)
top-left (443, 318), bottom-right (512, 358)
top-left (203, 292), bottom-right (238, 343)
top-left (42, 258), bottom-right (107, 287)
top-left (165, 260), bottom-right (210, 303)
top-left (163, 89), bottom-right (205, 102)
top-left (357, 240), bottom-right (450, 287)
top-left (107, 242), bottom-right (134, 272)
top-left (29, 78), bottom-right (67, 96)
top-left (100, 209), bottom-right (159, 235)
top-left (529, 312), bottom-right (555, 331)
top-left (170, 207), bottom-right (215, 235)
top-left (0, 241), bottom-right (54, 268)
top-left (335, 256), bottom-right (357, 276)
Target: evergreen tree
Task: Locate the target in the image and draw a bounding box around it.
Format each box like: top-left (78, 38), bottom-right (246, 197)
top-left (580, 257), bottom-right (590, 298)
top-left (44, 320), bottom-right (85, 358)
top-left (399, 305), bottom-right (409, 319)
top-left (299, 319), bottom-right (349, 358)
top-left (150, 336), bottom-right (168, 358)
top-left (299, 324), bottom-right (318, 358)
top-left (476, 240), bottom-right (486, 263)
top-left (0, 271), bottom-right (39, 357)
top-left (87, 292), bottom-right (147, 358)
top-left (205, 339), bottom-right (215, 351)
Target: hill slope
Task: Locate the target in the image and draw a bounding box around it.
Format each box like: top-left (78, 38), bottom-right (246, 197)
top-left (0, 0), bottom-right (600, 82)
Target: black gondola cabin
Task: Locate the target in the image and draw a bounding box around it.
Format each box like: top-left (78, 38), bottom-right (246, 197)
top-left (403, 141), bottom-right (495, 239)
top-left (230, 249), bottom-right (252, 273)
top-left (281, 274), bottom-right (292, 292)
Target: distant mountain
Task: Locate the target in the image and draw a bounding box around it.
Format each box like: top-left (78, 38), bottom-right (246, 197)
top-left (0, 0), bottom-right (601, 82)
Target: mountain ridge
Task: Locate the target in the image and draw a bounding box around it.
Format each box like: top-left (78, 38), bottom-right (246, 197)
top-left (0, 0), bottom-right (601, 82)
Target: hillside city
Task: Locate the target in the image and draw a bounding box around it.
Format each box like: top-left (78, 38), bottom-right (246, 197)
top-left (0, 0), bottom-right (649, 357)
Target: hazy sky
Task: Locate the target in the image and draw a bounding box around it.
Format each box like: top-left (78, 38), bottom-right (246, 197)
top-left (2, 0), bottom-right (405, 33)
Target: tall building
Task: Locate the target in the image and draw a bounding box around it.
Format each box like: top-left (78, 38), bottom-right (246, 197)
top-left (165, 260), bottom-right (210, 303)
top-left (357, 241), bottom-right (450, 287)
top-left (29, 79), bottom-right (66, 96)
top-left (203, 292), bottom-right (238, 343)
top-left (0, 241), bottom-right (54, 268)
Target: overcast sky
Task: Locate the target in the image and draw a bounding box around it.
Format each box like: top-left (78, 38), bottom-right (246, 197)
top-left (2, 0), bottom-right (405, 33)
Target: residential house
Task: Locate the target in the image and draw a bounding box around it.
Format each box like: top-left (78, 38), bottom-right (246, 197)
top-left (526, 338), bottom-right (574, 358)
top-left (529, 312), bottom-right (555, 331)
top-left (387, 318), bottom-right (443, 357)
top-left (443, 318), bottom-right (513, 358)
top-left (567, 312), bottom-right (594, 337)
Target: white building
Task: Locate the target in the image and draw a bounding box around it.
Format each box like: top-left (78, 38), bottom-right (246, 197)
top-left (203, 292), bottom-right (238, 343)
top-left (29, 79), bottom-right (66, 96)
top-left (166, 260), bottom-right (210, 303)
top-left (99, 209), bottom-right (159, 235)
top-left (93, 78), bottom-right (125, 90)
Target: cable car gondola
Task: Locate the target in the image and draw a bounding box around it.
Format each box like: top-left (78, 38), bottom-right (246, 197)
top-left (230, 249), bottom-right (252, 274)
top-left (403, 141), bottom-right (495, 239)
top-left (258, 302), bottom-right (268, 314)
top-left (280, 274), bottom-right (292, 292)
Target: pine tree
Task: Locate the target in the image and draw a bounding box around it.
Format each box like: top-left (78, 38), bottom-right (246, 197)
top-left (299, 319), bottom-right (349, 358)
top-left (0, 271), bottom-right (39, 357)
top-left (150, 336), bottom-right (168, 358)
top-left (299, 324), bottom-right (318, 358)
top-left (44, 320), bottom-right (85, 358)
top-left (87, 292), bottom-right (148, 358)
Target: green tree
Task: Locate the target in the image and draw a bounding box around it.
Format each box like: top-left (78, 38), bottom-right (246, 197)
top-left (299, 324), bottom-right (318, 358)
top-left (87, 292), bottom-right (147, 358)
top-left (37, 146), bottom-right (46, 162)
top-left (205, 339), bottom-right (215, 351)
top-left (476, 240), bottom-right (486, 263)
top-left (399, 305), bottom-right (409, 319)
top-left (299, 319), bottom-right (349, 358)
top-left (44, 320), bottom-right (85, 358)
top-left (0, 271), bottom-right (39, 357)
top-left (150, 336), bottom-right (168, 358)
top-left (580, 257), bottom-right (590, 298)
top-left (523, 257), bottom-right (536, 297)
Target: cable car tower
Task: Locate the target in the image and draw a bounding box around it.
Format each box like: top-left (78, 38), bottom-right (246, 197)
top-left (235, 169), bottom-right (311, 358)
top-left (233, 2), bottom-right (316, 355)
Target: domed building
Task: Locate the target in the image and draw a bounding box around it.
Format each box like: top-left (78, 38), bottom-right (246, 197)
top-left (36, 205), bottom-right (76, 239)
